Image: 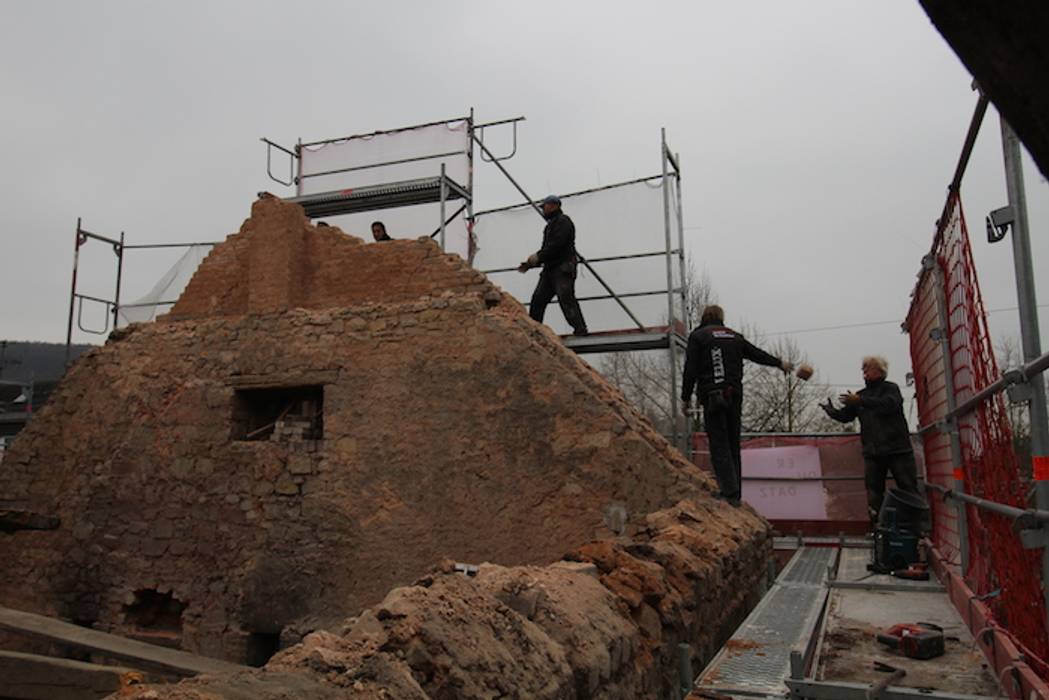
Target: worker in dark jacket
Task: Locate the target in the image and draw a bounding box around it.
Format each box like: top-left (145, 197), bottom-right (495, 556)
top-left (681, 305), bottom-right (792, 506)
top-left (517, 195), bottom-right (588, 336)
top-left (371, 221), bottom-right (392, 242)
top-left (821, 356), bottom-right (920, 527)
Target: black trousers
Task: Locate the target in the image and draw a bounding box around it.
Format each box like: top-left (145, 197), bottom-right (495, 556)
top-left (704, 388), bottom-right (744, 501)
top-left (863, 452), bottom-right (920, 525)
top-left (529, 262), bottom-right (587, 334)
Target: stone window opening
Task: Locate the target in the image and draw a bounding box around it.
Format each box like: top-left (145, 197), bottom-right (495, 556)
top-left (245, 630), bottom-right (282, 667)
top-left (122, 589), bottom-right (186, 638)
top-left (231, 385), bottom-right (324, 442)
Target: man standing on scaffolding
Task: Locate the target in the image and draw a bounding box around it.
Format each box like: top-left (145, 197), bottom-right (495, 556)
top-left (681, 305), bottom-right (792, 507)
top-left (518, 195), bottom-right (589, 336)
top-left (820, 356), bottom-right (921, 529)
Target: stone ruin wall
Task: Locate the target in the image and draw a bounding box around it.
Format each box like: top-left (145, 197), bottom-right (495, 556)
top-left (0, 197), bottom-right (770, 688)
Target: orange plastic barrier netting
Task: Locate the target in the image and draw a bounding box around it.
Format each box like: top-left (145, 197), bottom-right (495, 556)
top-left (906, 192), bottom-right (1049, 673)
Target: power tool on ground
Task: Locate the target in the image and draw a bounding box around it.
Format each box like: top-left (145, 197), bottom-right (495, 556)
top-left (876, 622), bottom-right (945, 660)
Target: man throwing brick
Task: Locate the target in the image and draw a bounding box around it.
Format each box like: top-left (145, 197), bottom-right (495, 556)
top-left (517, 195), bottom-right (589, 336)
top-left (681, 305), bottom-right (792, 506)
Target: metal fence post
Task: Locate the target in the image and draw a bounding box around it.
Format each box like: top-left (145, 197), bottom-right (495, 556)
top-left (1000, 116), bottom-right (1049, 628)
top-left (928, 253), bottom-right (970, 571)
top-left (439, 162), bottom-right (448, 252)
top-left (661, 128), bottom-right (681, 451)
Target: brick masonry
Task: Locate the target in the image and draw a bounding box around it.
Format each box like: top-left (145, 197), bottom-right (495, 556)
top-left (0, 196), bottom-right (769, 670)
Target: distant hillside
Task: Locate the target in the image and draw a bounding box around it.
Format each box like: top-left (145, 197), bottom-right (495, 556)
top-left (0, 341), bottom-right (95, 382)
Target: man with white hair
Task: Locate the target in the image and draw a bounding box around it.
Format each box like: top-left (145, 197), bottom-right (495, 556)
top-left (821, 356), bottom-right (920, 528)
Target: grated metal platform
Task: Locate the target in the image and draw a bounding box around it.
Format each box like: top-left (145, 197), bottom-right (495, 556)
top-left (694, 547), bottom-right (835, 698)
top-left (285, 175), bottom-right (470, 218)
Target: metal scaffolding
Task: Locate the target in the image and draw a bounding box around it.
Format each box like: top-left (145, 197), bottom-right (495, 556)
top-left (65, 114), bottom-right (693, 454)
top-left (263, 112), bottom-right (525, 257)
top-left (64, 219), bottom-right (218, 365)
top-left (473, 129), bottom-right (689, 450)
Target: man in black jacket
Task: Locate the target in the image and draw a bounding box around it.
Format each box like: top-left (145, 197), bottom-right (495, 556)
top-left (821, 356), bottom-right (920, 527)
top-left (518, 195), bottom-right (588, 336)
top-left (681, 305), bottom-right (792, 506)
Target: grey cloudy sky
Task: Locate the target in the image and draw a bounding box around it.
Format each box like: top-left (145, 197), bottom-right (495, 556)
top-left (2, 1), bottom-right (1047, 404)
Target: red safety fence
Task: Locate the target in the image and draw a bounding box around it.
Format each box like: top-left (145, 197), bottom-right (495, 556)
top-left (905, 191), bottom-right (1049, 673)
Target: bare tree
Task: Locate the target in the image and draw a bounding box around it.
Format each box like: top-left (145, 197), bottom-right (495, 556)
top-left (997, 335), bottom-right (1032, 444)
top-left (598, 259), bottom-right (846, 437)
top-left (598, 256), bottom-right (716, 435)
top-left (740, 334), bottom-right (847, 434)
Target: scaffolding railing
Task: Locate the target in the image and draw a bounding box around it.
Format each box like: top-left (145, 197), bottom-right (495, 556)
top-left (64, 219), bottom-right (217, 364)
top-left (904, 87), bottom-right (1049, 691)
top-left (262, 112), bottom-right (526, 261)
top-left (472, 129), bottom-right (689, 449)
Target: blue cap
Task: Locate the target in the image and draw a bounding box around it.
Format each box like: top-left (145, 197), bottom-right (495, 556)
top-left (541, 195), bottom-right (561, 206)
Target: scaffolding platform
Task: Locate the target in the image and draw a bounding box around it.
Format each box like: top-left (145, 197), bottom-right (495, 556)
top-left (695, 546), bottom-right (834, 698)
top-left (561, 326), bottom-right (687, 355)
top-left (283, 174), bottom-right (470, 219)
top-left (693, 545), bottom-right (1001, 699)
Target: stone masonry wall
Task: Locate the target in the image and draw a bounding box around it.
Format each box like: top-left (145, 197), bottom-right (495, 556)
top-left (0, 197), bottom-right (768, 670)
top-left (119, 498), bottom-right (771, 699)
top-left (167, 196), bottom-right (493, 320)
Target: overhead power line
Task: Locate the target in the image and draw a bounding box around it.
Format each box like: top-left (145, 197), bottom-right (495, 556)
top-left (765, 303), bottom-right (1049, 337)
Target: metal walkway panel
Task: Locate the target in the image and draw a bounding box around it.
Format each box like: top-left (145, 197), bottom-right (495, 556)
top-left (0, 605), bottom-right (244, 677)
top-left (695, 547), bottom-right (835, 698)
top-left (286, 175), bottom-right (469, 218)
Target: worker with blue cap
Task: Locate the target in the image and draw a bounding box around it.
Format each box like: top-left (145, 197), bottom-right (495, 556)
top-left (517, 195), bottom-right (589, 336)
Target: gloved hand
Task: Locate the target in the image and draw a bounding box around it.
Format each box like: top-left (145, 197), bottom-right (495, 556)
top-left (820, 397), bottom-right (835, 414)
top-left (517, 253), bottom-right (540, 273)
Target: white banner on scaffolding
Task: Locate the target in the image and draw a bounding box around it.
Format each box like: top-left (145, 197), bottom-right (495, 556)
top-left (473, 176), bottom-right (683, 335)
top-left (299, 120), bottom-right (471, 194)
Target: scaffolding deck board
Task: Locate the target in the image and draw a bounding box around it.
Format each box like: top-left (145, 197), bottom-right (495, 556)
top-left (285, 175), bottom-right (469, 218)
top-left (0, 606), bottom-right (244, 678)
top-left (694, 546), bottom-right (835, 698)
top-left (561, 329), bottom-right (687, 354)
top-left (694, 545), bottom-right (1002, 699)
top-left (815, 563), bottom-right (1000, 697)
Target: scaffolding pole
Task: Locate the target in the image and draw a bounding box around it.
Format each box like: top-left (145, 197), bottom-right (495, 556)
top-left (1000, 116), bottom-right (1049, 630)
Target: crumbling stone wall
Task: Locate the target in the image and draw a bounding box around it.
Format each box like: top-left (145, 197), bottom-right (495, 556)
top-left (116, 498), bottom-right (771, 699)
top-left (168, 196), bottom-right (493, 320)
top-left (0, 197), bottom-right (768, 669)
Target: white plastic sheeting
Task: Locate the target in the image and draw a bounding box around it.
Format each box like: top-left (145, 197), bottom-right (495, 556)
top-left (473, 177), bottom-right (684, 335)
top-left (117, 244), bottom-right (213, 325)
top-left (299, 120), bottom-right (471, 194)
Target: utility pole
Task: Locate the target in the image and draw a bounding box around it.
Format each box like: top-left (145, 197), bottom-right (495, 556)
top-left (1000, 116), bottom-right (1049, 626)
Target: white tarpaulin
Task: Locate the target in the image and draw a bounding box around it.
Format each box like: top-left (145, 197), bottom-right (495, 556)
top-left (299, 120), bottom-right (470, 194)
top-left (117, 244), bottom-right (212, 325)
top-left (473, 177), bottom-right (684, 335)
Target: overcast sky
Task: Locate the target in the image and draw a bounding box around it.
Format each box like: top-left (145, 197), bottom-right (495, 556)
top-left (2, 1), bottom-right (1047, 407)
